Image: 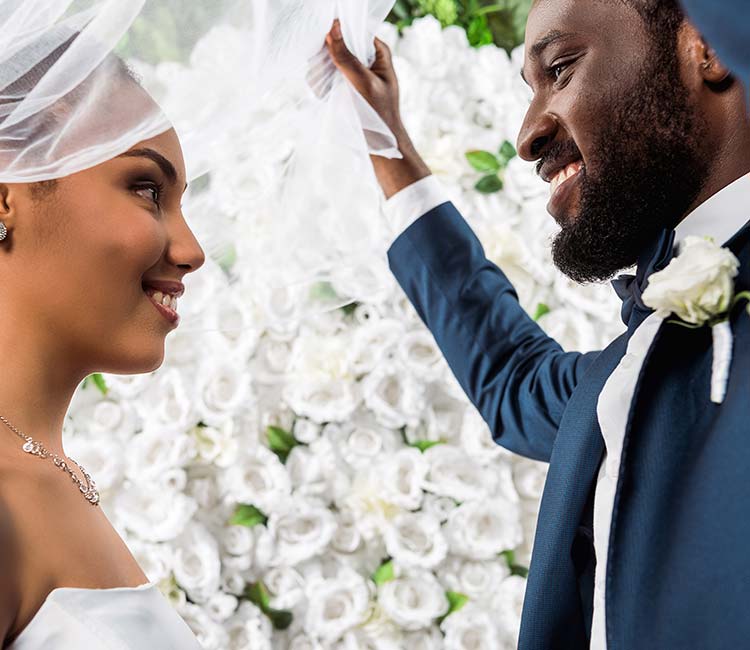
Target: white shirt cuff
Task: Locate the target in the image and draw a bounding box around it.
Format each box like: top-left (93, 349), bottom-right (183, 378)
top-left (382, 175), bottom-right (451, 242)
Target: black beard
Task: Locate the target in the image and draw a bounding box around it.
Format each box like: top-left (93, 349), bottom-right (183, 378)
top-left (549, 51), bottom-right (710, 284)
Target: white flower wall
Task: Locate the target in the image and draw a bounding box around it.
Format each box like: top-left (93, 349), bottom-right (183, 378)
top-left (64, 17), bottom-right (625, 650)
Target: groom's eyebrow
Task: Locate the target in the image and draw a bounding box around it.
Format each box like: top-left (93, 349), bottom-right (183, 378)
top-left (521, 30), bottom-right (575, 84)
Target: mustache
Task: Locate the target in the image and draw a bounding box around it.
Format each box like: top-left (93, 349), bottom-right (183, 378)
top-left (535, 140), bottom-right (584, 177)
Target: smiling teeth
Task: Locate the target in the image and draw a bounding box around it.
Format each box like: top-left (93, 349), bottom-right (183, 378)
top-left (550, 161), bottom-right (583, 196)
top-left (150, 291), bottom-right (178, 312)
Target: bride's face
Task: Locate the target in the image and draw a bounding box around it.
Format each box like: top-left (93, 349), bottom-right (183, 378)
top-left (0, 128), bottom-right (205, 375)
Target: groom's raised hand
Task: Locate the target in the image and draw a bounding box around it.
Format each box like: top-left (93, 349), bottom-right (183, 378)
top-left (325, 19), bottom-right (431, 199)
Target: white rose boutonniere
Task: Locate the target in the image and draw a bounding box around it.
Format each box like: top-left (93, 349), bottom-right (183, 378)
top-left (642, 235), bottom-right (750, 403)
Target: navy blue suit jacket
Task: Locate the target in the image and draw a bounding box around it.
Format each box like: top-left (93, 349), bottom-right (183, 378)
top-left (387, 201), bottom-right (750, 649)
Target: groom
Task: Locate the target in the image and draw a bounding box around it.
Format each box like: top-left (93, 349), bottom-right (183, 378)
top-left (326, 1), bottom-right (750, 649)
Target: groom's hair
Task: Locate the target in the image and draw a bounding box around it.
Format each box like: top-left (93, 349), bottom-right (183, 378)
top-left (623, 0), bottom-right (685, 45)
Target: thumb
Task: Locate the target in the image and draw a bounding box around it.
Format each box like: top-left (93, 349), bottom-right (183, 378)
top-left (325, 19), bottom-right (371, 93)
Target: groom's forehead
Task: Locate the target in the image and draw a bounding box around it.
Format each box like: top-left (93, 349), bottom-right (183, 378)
top-left (525, 0), bottom-right (645, 60)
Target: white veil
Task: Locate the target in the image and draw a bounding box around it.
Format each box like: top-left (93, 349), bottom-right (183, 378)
top-left (0, 0), bottom-right (400, 332)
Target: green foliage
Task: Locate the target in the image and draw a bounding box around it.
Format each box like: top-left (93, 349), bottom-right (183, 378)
top-left (438, 590), bottom-right (470, 622)
top-left (408, 439), bottom-right (446, 452)
top-left (387, 0), bottom-right (533, 53)
top-left (82, 373), bottom-right (108, 396)
top-left (501, 549), bottom-right (530, 577)
top-left (229, 503), bottom-right (268, 528)
top-left (267, 425), bottom-right (299, 464)
top-left (243, 581), bottom-right (293, 630)
top-left (533, 303), bottom-right (551, 321)
top-left (372, 559), bottom-right (396, 585)
top-left (466, 139), bottom-right (517, 194)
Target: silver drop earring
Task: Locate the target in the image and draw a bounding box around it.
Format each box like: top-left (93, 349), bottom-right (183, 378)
top-left (0, 221), bottom-right (7, 241)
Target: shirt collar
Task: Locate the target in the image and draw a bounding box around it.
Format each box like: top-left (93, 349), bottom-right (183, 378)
top-left (674, 172), bottom-right (750, 250)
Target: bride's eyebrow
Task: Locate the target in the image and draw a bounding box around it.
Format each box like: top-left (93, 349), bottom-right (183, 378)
top-left (117, 148), bottom-right (185, 190)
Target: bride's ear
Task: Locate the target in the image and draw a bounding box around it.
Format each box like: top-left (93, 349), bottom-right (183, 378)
top-left (0, 184), bottom-right (17, 238)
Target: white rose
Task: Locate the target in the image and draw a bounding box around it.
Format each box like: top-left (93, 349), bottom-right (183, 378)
top-left (439, 602), bottom-right (502, 650)
top-left (220, 522), bottom-right (255, 557)
top-left (437, 557), bottom-right (511, 605)
top-left (350, 318), bottom-right (405, 375)
top-left (267, 499), bottom-right (337, 566)
top-left (361, 362), bottom-right (425, 429)
top-left (225, 601), bottom-right (274, 650)
top-left (380, 447), bottom-right (429, 511)
top-left (422, 445), bottom-right (498, 502)
top-left (125, 427), bottom-right (194, 481)
top-left (219, 445), bottom-right (291, 515)
top-left (445, 498), bottom-right (523, 560)
top-left (397, 330), bottom-right (445, 381)
top-left (263, 565), bottom-right (306, 610)
top-left (288, 634), bottom-right (325, 650)
top-left (283, 328), bottom-right (360, 423)
top-left (421, 494), bottom-right (459, 523)
top-left (384, 511), bottom-right (448, 570)
top-left (179, 601), bottom-right (230, 650)
top-left (194, 360), bottom-right (253, 427)
top-left (125, 539), bottom-right (174, 585)
top-left (113, 483), bottom-right (196, 542)
top-left (536, 307), bottom-right (600, 353)
top-left (378, 569), bottom-right (449, 631)
top-left (642, 235), bottom-right (740, 326)
top-left (64, 434), bottom-right (125, 493)
top-left (134, 368), bottom-right (195, 433)
top-left (304, 567), bottom-right (370, 642)
top-left (490, 575), bottom-right (527, 646)
top-left (172, 521), bottom-right (222, 603)
top-left (403, 627), bottom-right (445, 650)
top-left (191, 420), bottom-right (239, 468)
top-left (204, 590), bottom-right (239, 623)
top-left (459, 407), bottom-right (506, 463)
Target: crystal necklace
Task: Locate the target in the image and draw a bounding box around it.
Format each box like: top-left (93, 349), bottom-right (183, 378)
top-left (0, 414), bottom-right (100, 506)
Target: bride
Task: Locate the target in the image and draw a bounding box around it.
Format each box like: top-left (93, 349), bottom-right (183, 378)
top-left (0, 35), bottom-right (206, 650)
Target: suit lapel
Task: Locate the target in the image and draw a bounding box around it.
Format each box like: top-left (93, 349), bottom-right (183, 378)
top-left (518, 332), bottom-right (629, 649)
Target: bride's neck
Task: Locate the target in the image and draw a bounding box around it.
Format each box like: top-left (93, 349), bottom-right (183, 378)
top-left (0, 319), bottom-right (84, 459)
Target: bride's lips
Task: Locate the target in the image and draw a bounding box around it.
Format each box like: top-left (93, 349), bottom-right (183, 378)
top-left (546, 160), bottom-right (584, 225)
top-left (142, 279), bottom-right (184, 327)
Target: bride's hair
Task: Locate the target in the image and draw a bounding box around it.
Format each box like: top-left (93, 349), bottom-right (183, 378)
top-left (1, 31), bottom-right (140, 189)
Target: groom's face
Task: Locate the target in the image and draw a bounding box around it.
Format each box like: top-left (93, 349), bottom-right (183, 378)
top-left (518, 0), bottom-right (710, 283)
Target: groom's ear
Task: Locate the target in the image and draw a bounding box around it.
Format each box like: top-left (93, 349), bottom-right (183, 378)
top-left (684, 25), bottom-right (732, 88)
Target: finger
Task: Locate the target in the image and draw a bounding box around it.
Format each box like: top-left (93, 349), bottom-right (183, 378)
top-left (325, 19), bottom-right (371, 94)
top-left (371, 38), bottom-right (396, 82)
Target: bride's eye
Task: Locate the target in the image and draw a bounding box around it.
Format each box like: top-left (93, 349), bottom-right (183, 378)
top-left (133, 182), bottom-right (164, 207)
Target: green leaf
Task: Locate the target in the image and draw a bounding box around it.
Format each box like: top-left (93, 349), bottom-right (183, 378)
top-left (497, 140), bottom-right (517, 166)
top-left (229, 503), bottom-right (268, 528)
top-left (447, 590), bottom-right (469, 613)
top-left (465, 150), bottom-right (500, 173)
top-left (341, 301), bottom-right (360, 316)
top-left (267, 425), bottom-right (298, 464)
top-left (372, 560), bottom-right (395, 585)
top-left (83, 373), bottom-right (108, 396)
top-left (501, 549), bottom-right (529, 577)
top-left (309, 281), bottom-right (338, 302)
top-left (475, 174), bottom-right (504, 193)
top-left (408, 439), bottom-right (445, 452)
top-left (243, 581), bottom-right (293, 630)
top-left (466, 15), bottom-right (494, 47)
top-left (533, 303), bottom-right (551, 321)
top-left (511, 564), bottom-right (530, 578)
top-left (217, 244), bottom-right (237, 273)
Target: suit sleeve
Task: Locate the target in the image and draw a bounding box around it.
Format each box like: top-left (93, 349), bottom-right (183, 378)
top-left (387, 201), bottom-right (600, 462)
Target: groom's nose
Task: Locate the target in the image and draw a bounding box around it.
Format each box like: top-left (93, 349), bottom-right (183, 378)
top-left (517, 103), bottom-right (559, 162)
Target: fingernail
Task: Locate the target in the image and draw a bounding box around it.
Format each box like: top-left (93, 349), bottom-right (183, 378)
top-left (331, 19), bottom-right (342, 40)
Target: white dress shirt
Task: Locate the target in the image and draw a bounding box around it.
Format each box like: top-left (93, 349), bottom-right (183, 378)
top-left (383, 172), bottom-right (750, 649)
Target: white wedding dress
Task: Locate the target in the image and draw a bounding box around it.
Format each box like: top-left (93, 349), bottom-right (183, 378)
top-left (7, 581), bottom-right (202, 649)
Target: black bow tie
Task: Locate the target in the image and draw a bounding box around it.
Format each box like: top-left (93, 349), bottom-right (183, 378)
top-left (610, 227), bottom-right (677, 331)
